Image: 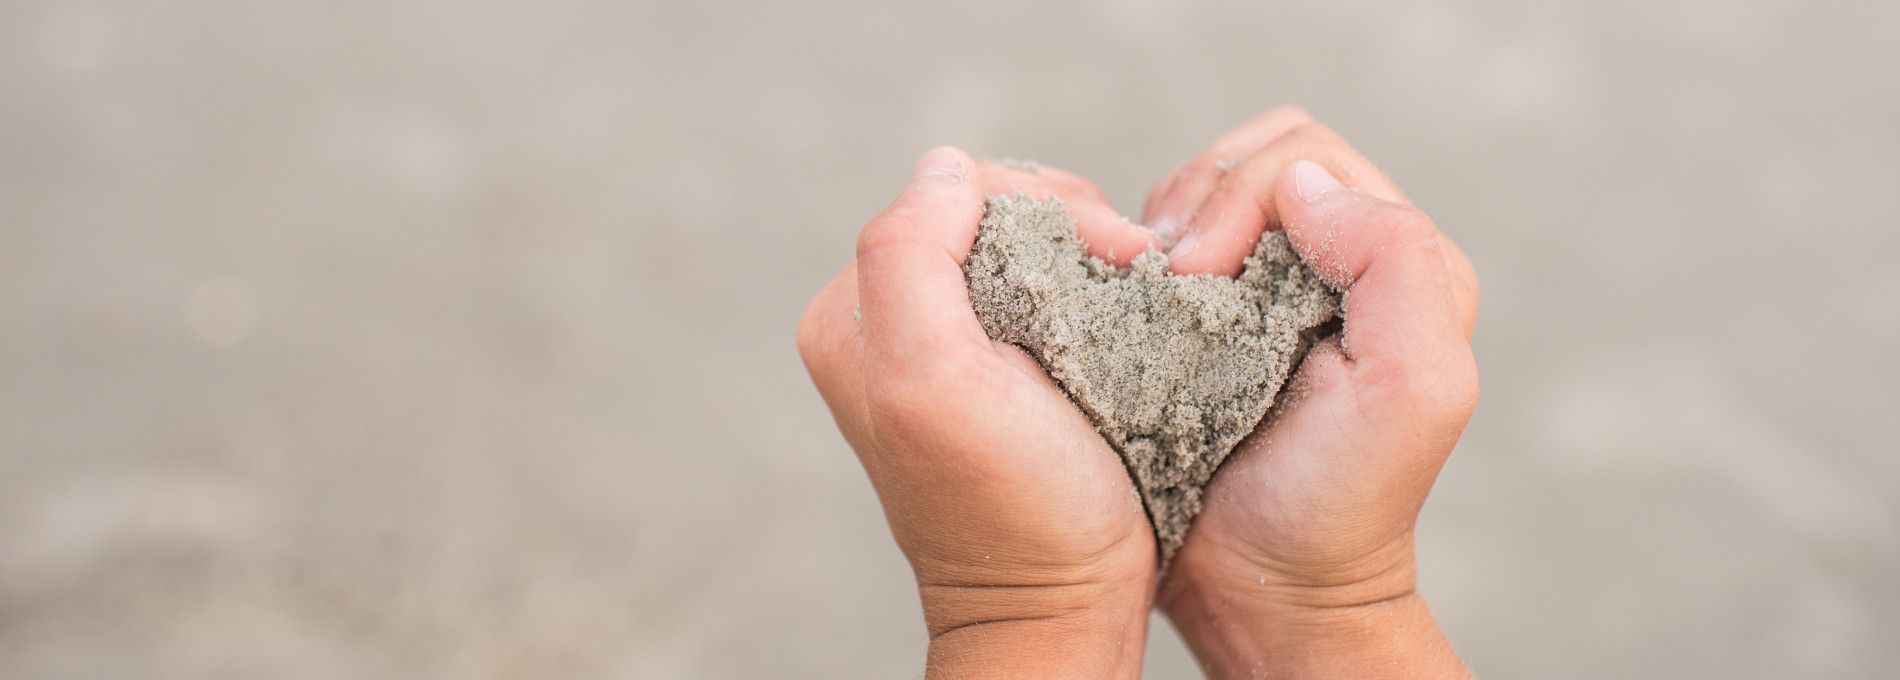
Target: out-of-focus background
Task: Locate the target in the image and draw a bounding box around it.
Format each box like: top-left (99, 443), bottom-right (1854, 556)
top-left (3, 0), bottom-right (1896, 677)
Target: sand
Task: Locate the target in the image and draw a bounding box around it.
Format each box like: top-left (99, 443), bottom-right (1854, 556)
top-left (963, 195), bottom-right (1341, 566)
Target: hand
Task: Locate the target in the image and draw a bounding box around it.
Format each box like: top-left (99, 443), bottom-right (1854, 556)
top-left (796, 148), bottom-right (1162, 678)
top-left (1147, 110), bottom-right (1481, 678)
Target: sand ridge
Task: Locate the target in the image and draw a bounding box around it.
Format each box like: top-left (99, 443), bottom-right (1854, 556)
top-left (963, 194), bottom-right (1341, 567)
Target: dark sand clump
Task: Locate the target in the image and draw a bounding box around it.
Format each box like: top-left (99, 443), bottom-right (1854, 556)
top-left (963, 195), bottom-right (1341, 567)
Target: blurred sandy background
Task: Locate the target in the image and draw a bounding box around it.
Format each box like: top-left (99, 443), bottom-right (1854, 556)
top-left (4, 1), bottom-right (1897, 677)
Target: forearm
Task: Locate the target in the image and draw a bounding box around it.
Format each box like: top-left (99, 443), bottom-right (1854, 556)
top-left (1165, 588), bottom-right (1467, 679)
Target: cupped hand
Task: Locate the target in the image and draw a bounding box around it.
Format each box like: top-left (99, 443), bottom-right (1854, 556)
top-left (1146, 110), bottom-right (1480, 678)
top-left (801, 113), bottom-right (1482, 678)
top-left (796, 148), bottom-right (1160, 678)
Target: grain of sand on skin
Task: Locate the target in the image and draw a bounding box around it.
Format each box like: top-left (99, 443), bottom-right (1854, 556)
top-left (963, 194), bottom-right (1341, 567)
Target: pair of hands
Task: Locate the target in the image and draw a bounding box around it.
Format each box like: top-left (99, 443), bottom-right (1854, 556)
top-left (798, 108), bottom-right (1479, 678)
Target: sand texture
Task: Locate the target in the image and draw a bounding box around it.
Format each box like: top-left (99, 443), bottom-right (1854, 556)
top-left (964, 195), bottom-right (1342, 566)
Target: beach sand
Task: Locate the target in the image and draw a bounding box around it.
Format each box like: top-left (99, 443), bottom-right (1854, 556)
top-left (964, 194), bottom-right (1340, 565)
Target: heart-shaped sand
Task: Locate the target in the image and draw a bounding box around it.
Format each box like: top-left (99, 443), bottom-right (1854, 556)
top-left (964, 194), bottom-right (1341, 566)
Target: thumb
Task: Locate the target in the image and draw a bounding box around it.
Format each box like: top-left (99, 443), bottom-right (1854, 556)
top-left (1277, 160), bottom-right (1470, 390)
top-left (855, 146), bottom-right (991, 366)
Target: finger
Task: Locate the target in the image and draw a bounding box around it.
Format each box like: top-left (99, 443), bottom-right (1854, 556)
top-left (977, 162), bottom-right (1160, 267)
top-left (1168, 122), bottom-right (1406, 277)
top-left (855, 146), bottom-right (994, 369)
top-left (983, 158), bottom-right (1111, 204)
top-left (1276, 160), bottom-right (1466, 383)
top-left (1141, 106), bottom-right (1314, 241)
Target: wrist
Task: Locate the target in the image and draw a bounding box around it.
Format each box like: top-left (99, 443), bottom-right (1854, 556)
top-left (1159, 539), bottom-right (1467, 678)
top-left (919, 577), bottom-right (1153, 679)
top-left (1166, 590), bottom-right (1466, 679)
top-left (1164, 532), bottom-right (1422, 612)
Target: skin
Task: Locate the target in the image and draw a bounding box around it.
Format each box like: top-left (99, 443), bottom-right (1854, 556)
top-left (797, 110), bottom-right (1479, 678)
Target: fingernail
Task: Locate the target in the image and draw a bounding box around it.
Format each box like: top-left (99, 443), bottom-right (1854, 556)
top-left (1293, 160), bottom-right (1341, 202)
top-left (1168, 230), bottom-right (1199, 259)
top-left (914, 146), bottom-right (966, 181)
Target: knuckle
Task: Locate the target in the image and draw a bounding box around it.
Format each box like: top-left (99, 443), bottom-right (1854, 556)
top-left (1190, 148), bottom-right (1233, 177)
top-left (1264, 104), bottom-right (1313, 120)
top-left (1370, 202), bottom-right (1438, 242)
top-left (852, 226), bottom-right (885, 261)
top-left (854, 213), bottom-right (916, 260)
top-left (1287, 120), bottom-right (1345, 146)
top-left (1219, 151), bottom-right (1277, 188)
